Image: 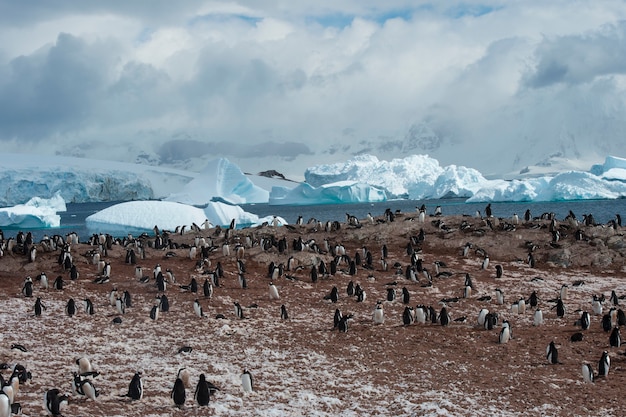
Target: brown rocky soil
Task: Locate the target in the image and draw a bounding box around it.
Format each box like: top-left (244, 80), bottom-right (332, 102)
top-left (1, 211), bottom-right (626, 416)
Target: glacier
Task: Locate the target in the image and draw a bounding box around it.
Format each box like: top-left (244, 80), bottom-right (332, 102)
top-left (269, 181), bottom-right (387, 205)
top-left (0, 153), bottom-right (270, 207)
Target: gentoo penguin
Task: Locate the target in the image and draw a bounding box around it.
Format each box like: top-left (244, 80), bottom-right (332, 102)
top-left (280, 304), bottom-right (289, 320)
top-left (481, 255), bottom-right (490, 270)
top-left (0, 392), bottom-right (9, 417)
top-left (53, 276), bottom-right (63, 290)
top-left (158, 294), bottom-right (170, 312)
top-left (598, 351), bottom-right (610, 377)
top-left (477, 308), bottom-right (489, 327)
top-left (77, 357), bottom-right (94, 376)
top-left (171, 370), bottom-right (186, 408)
top-left (578, 311), bottom-right (590, 330)
top-left (402, 307), bottom-right (414, 326)
top-left (116, 297), bottom-right (126, 315)
top-left (546, 341), bottom-right (559, 364)
top-left (495, 288), bottom-right (504, 305)
top-left (372, 302), bottom-right (384, 324)
top-left (45, 388), bottom-right (68, 416)
top-left (109, 288), bottom-right (118, 306)
top-left (150, 305), bottom-right (159, 321)
top-left (193, 299), bottom-right (204, 318)
top-left (499, 324), bottom-right (510, 344)
top-left (610, 290), bottom-right (619, 306)
top-left (582, 363), bottom-right (594, 383)
top-left (234, 302), bottom-right (244, 319)
top-left (194, 374), bottom-right (210, 406)
top-left (34, 297), bottom-right (45, 316)
top-left (39, 272), bottom-right (48, 290)
top-left (533, 309), bottom-right (544, 326)
top-left (333, 308), bottom-right (344, 329)
top-left (439, 307), bottom-right (450, 326)
top-left (402, 287), bottom-right (410, 304)
top-left (65, 298), bottom-right (76, 317)
top-left (269, 282), bottom-right (280, 300)
top-left (495, 264), bottom-right (503, 278)
top-left (518, 298), bottom-right (526, 314)
top-left (560, 284), bottom-right (568, 300)
top-left (387, 288), bottom-right (396, 302)
top-left (204, 278), bottom-right (214, 297)
top-left (241, 369), bottom-right (253, 393)
top-left (592, 298), bottom-right (603, 315)
top-left (346, 281), bottom-right (355, 297)
top-left (609, 327), bottom-right (621, 347)
top-left (22, 277), bottom-right (33, 297)
top-left (338, 314), bottom-right (352, 332)
top-left (238, 274), bottom-right (247, 289)
top-left (554, 299), bottom-right (565, 317)
top-left (485, 203), bottom-right (492, 217)
top-left (84, 298), bottom-right (95, 315)
top-left (122, 372), bottom-right (143, 400)
top-left (602, 314), bottom-right (613, 332)
top-left (324, 286), bottom-right (339, 303)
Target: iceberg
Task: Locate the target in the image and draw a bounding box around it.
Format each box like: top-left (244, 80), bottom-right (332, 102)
top-left (165, 158), bottom-right (269, 205)
top-left (0, 192), bottom-right (67, 228)
top-left (85, 200), bottom-right (286, 236)
top-left (269, 181), bottom-right (387, 205)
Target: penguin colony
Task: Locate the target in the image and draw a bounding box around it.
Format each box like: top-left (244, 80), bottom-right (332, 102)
top-left (0, 207), bottom-right (626, 415)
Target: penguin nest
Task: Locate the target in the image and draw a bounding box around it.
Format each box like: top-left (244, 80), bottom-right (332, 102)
top-left (1, 213), bottom-right (626, 416)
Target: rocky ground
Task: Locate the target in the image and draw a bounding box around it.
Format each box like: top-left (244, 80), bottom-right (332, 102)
top-left (1, 209), bottom-right (626, 416)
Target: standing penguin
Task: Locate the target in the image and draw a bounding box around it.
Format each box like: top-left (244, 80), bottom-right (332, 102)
top-left (546, 341), bottom-right (559, 364)
top-left (122, 372), bottom-right (143, 400)
top-left (609, 327), bottom-right (621, 347)
top-left (84, 298), bottom-right (95, 315)
top-left (582, 363), bottom-right (594, 383)
top-left (402, 307), bottom-right (414, 326)
top-left (280, 304), bottom-right (289, 320)
top-left (439, 306), bottom-right (451, 326)
top-left (45, 389), bottom-right (69, 416)
top-left (402, 287), bottom-right (410, 305)
top-left (495, 264), bottom-right (503, 278)
top-left (22, 277), bottom-right (33, 297)
top-left (234, 302), bottom-right (244, 320)
top-left (269, 282), bottom-right (280, 300)
top-left (533, 309), bottom-right (544, 326)
top-left (171, 370), bottom-right (186, 408)
top-left (150, 305), bottom-right (159, 321)
top-left (372, 302), bottom-right (384, 324)
top-left (193, 299), bottom-right (204, 318)
top-left (194, 374), bottom-right (210, 406)
top-left (598, 351), bottom-right (610, 377)
top-left (241, 369), bottom-right (253, 393)
top-left (579, 311), bottom-right (590, 330)
top-left (34, 297), bottom-right (45, 317)
top-left (63, 298), bottom-right (76, 317)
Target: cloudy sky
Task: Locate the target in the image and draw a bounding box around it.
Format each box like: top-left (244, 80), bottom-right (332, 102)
top-left (1, 1), bottom-right (626, 178)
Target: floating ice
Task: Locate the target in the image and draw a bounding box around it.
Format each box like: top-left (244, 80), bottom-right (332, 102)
top-left (0, 191), bottom-right (66, 228)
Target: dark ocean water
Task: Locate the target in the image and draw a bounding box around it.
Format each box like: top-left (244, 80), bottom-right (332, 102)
top-left (2, 198), bottom-right (626, 240)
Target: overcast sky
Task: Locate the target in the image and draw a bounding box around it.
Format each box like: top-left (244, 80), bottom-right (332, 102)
top-left (1, 1), bottom-right (625, 177)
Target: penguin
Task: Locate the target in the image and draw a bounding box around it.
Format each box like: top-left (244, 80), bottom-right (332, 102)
top-left (533, 309), bottom-right (544, 326)
top-left (324, 286), bottom-right (339, 303)
top-left (402, 306), bottom-right (414, 326)
top-left (582, 363), bottom-right (594, 383)
top-left (194, 374), bottom-right (210, 406)
top-left (204, 278), bottom-right (214, 298)
top-left (485, 203), bottom-right (492, 217)
top-left (333, 309), bottom-right (343, 329)
top-left (592, 298), bottom-right (603, 316)
top-left (546, 341), bottom-right (559, 364)
top-left (34, 297), bottom-right (45, 316)
top-left (387, 288), bottom-right (396, 302)
top-left (598, 351), bottom-right (610, 377)
top-left (238, 274), bottom-right (247, 289)
top-left (241, 369), bottom-right (253, 393)
top-left (65, 298), bottom-right (76, 317)
top-left (439, 306), bottom-right (450, 326)
top-left (53, 276), bottom-right (64, 290)
top-left (234, 302), bottom-right (244, 319)
top-left (560, 284), bottom-right (568, 300)
top-left (527, 291), bottom-right (538, 308)
top-left (280, 304), bottom-right (289, 320)
top-left (402, 287), bottom-right (410, 305)
top-left (579, 311), bottom-right (590, 330)
top-left (84, 298), bottom-right (95, 315)
top-left (193, 299), bottom-right (204, 318)
top-left (602, 314), bottom-right (613, 332)
top-left (338, 314), bottom-right (352, 332)
top-left (463, 285), bottom-right (472, 299)
top-left (77, 357), bottom-right (94, 375)
top-left (372, 302), bottom-right (384, 324)
top-left (116, 297), bottom-right (126, 315)
top-left (554, 299), bottom-right (565, 317)
top-left (150, 305), bottom-right (159, 321)
top-left (122, 372), bottom-right (143, 400)
top-left (495, 288), bottom-right (504, 305)
top-left (495, 264), bottom-right (503, 278)
top-left (22, 277), bottom-right (33, 297)
top-left (39, 272), bottom-right (49, 290)
top-left (481, 255), bottom-right (489, 270)
top-left (609, 327), bottom-right (621, 347)
top-left (477, 308), bottom-right (489, 327)
top-left (499, 325), bottom-right (510, 344)
top-left (109, 288), bottom-right (118, 306)
top-left (415, 306), bottom-right (427, 324)
top-left (171, 370), bottom-right (186, 408)
top-left (45, 389), bottom-right (69, 416)
top-left (79, 378), bottom-right (99, 401)
top-left (0, 392), bottom-right (9, 417)
top-left (158, 294), bottom-right (170, 313)
top-left (610, 290), bottom-right (619, 306)
top-left (269, 282), bottom-right (280, 300)
top-left (518, 298), bottom-right (526, 314)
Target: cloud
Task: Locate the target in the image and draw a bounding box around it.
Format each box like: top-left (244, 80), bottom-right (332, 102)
top-left (523, 21), bottom-right (626, 88)
top-left (0, 2), bottom-right (625, 177)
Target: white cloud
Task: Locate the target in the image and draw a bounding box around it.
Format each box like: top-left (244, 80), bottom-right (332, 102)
top-left (0, 1), bottom-right (625, 178)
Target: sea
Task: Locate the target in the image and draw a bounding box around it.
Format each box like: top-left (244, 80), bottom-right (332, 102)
top-left (2, 198), bottom-right (626, 241)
